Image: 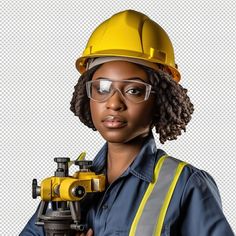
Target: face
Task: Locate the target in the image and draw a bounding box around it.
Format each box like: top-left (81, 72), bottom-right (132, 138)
top-left (90, 61), bottom-right (155, 144)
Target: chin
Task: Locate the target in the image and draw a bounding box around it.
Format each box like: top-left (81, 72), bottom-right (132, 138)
top-left (101, 133), bottom-right (128, 144)
top-left (100, 130), bottom-right (150, 144)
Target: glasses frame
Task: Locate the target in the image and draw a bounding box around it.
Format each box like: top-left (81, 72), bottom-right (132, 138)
top-left (86, 79), bottom-right (155, 103)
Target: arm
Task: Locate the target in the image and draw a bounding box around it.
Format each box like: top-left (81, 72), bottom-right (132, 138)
top-left (179, 170), bottom-right (234, 236)
top-left (19, 211), bottom-right (44, 236)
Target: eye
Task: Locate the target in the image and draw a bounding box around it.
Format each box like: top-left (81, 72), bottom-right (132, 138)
top-left (97, 87), bottom-right (110, 94)
top-left (125, 87), bottom-right (145, 96)
top-left (92, 83), bottom-right (110, 94)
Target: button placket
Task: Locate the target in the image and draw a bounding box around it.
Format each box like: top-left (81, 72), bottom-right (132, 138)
top-left (95, 174), bottom-right (128, 234)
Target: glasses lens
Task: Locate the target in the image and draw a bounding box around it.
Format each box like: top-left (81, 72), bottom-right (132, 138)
top-left (123, 81), bottom-right (149, 103)
top-left (87, 80), bottom-right (112, 102)
top-left (86, 80), bottom-right (151, 103)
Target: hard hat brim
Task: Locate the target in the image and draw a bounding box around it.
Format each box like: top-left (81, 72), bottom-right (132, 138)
top-left (76, 54), bottom-right (180, 82)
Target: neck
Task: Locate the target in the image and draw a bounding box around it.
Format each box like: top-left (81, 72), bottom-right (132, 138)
top-left (106, 137), bottom-right (146, 184)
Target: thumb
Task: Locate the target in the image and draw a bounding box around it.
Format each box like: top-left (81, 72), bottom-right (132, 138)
top-left (86, 228), bottom-right (93, 236)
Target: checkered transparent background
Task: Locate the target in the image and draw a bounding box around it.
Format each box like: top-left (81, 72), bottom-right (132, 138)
top-left (1, 0), bottom-right (235, 234)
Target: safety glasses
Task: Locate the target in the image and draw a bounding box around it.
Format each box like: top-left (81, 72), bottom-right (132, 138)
top-left (86, 79), bottom-right (155, 103)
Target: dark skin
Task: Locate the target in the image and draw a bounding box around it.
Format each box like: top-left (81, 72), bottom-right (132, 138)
top-left (77, 61), bottom-right (156, 236)
top-left (90, 61), bottom-right (156, 183)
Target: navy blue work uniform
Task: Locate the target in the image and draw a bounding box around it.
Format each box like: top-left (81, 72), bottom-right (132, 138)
top-left (20, 134), bottom-right (234, 236)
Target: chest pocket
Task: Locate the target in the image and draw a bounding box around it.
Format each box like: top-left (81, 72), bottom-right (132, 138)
top-left (129, 155), bottom-right (187, 236)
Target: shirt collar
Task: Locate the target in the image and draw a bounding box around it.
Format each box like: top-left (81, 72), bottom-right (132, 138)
top-left (90, 142), bottom-right (108, 173)
top-left (90, 133), bottom-right (163, 183)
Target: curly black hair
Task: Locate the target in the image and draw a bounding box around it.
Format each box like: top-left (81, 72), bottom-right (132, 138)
top-left (70, 64), bottom-right (194, 144)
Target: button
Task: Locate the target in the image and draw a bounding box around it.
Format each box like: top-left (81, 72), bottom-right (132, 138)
top-left (102, 204), bottom-right (108, 209)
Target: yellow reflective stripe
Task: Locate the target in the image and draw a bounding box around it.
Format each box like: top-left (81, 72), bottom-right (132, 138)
top-left (129, 154), bottom-right (168, 236)
top-left (154, 161), bottom-right (188, 236)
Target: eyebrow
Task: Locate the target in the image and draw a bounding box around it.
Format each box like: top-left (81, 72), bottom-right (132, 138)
top-left (94, 77), bottom-right (146, 82)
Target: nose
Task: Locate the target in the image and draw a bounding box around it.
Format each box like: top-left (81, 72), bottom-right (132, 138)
top-left (106, 89), bottom-right (126, 111)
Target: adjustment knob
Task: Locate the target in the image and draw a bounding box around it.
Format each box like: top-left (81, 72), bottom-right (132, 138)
top-left (54, 157), bottom-right (70, 163)
top-left (74, 160), bottom-right (92, 171)
top-left (54, 157), bottom-right (70, 177)
top-left (72, 186), bottom-right (86, 198)
top-left (32, 179), bottom-right (40, 199)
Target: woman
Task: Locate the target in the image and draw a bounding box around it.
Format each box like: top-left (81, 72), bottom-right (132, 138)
top-left (21, 10), bottom-right (234, 236)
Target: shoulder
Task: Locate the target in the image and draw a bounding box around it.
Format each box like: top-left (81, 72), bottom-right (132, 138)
top-left (166, 158), bottom-right (223, 207)
top-left (167, 160), bottom-right (234, 235)
top-left (156, 152), bottom-right (221, 197)
top-left (155, 152), bottom-right (222, 208)
top-left (155, 151), bottom-right (220, 197)
top-left (179, 163), bottom-right (222, 206)
top-left (154, 150), bottom-right (223, 211)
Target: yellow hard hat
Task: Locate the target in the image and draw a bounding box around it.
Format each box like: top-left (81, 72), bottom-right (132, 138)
top-left (76, 10), bottom-right (180, 82)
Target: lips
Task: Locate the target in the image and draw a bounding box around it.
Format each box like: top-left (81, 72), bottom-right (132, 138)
top-left (102, 115), bottom-right (127, 128)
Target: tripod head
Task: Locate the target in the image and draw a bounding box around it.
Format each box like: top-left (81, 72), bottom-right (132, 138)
top-left (32, 156), bottom-right (105, 235)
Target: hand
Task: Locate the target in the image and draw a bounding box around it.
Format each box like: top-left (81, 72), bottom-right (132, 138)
top-left (76, 228), bottom-right (93, 236)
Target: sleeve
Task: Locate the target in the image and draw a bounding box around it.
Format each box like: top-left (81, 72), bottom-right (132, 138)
top-left (19, 210), bottom-right (44, 236)
top-left (179, 170), bottom-right (235, 236)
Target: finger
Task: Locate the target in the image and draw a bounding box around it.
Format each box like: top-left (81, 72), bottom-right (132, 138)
top-left (86, 228), bottom-right (93, 236)
top-left (75, 233), bottom-right (85, 236)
